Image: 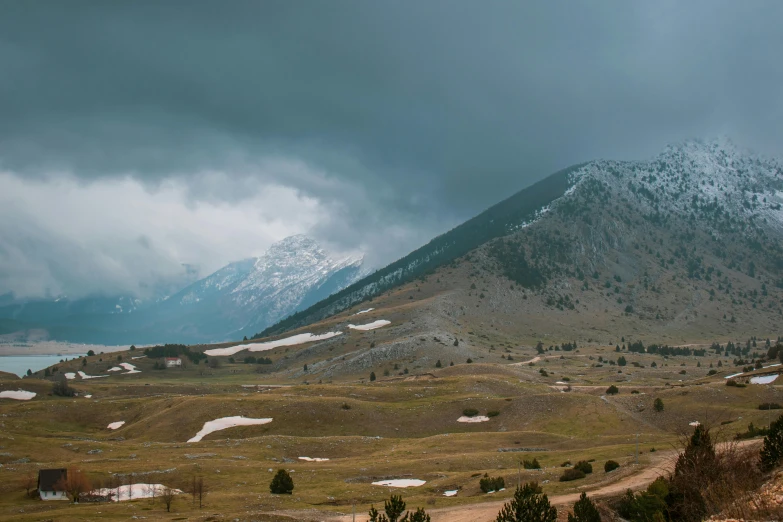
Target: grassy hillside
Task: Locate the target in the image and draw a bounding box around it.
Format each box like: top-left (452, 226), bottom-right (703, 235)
top-left (257, 164), bottom-right (583, 338)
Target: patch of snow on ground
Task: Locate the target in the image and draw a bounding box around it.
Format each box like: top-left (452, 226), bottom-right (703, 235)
top-left (458, 416), bottom-right (490, 423)
top-left (187, 416), bottom-right (273, 443)
top-left (555, 381), bottom-right (567, 384)
top-left (689, 421), bottom-right (701, 427)
top-left (751, 375), bottom-right (779, 384)
top-left (763, 363), bottom-right (782, 369)
top-left (372, 479), bottom-right (426, 488)
top-left (298, 457), bottom-right (329, 462)
top-left (78, 371), bottom-right (109, 379)
top-left (91, 483), bottom-right (181, 502)
top-left (443, 490), bottom-right (458, 497)
top-left (725, 373), bottom-right (743, 379)
top-left (64, 372), bottom-right (76, 380)
top-left (348, 320), bottom-right (391, 331)
top-left (131, 355), bottom-right (146, 360)
top-left (108, 367), bottom-right (122, 371)
top-left (84, 395), bottom-right (93, 398)
top-left (487, 488), bottom-right (506, 494)
top-left (205, 332), bottom-right (343, 357)
top-left (0, 390), bottom-right (36, 400)
top-left (107, 421), bottom-right (125, 430)
top-left (353, 308), bottom-right (375, 315)
top-left (119, 362), bottom-right (141, 374)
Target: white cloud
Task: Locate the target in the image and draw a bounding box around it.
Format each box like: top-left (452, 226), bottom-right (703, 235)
top-left (0, 169), bottom-right (326, 298)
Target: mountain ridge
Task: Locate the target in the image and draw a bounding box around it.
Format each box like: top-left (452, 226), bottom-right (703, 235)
top-left (258, 138), bottom-right (783, 340)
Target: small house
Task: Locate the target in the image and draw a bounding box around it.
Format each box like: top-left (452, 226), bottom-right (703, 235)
top-left (165, 357), bottom-right (182, 368)
top-left (38, 468), bottom-right (68, 500)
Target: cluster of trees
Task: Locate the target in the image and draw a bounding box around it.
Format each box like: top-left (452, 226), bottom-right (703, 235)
top-left (616, 419), bottom-right (783, 521)
top-left (622, 340), bottom-right (706, 357)
top-left (144, 344), bottom-right (206, 364)
top-left (243, 355), bottom-right (272, 365)
top-left (368, 486), bottom-right (603, 522)
top-left (369, 494), bottom-right (431, 522)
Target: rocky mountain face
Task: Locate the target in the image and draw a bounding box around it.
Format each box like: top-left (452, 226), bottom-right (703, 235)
top-left (0, 235), bottom-right (367, 344)
top-left (157, 235), bottom-right (367, 342)
top-left (262, 138), bottom-right (783, 344)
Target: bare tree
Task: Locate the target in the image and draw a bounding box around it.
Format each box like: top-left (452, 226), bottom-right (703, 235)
top-left (22, 471), bottom-right (37, 498)
top-left (160, 485), bottom-right (176, 512)
top-left (54, 468), bottom-right (92, 503)
top-left (195, 475), bottom-right (208, 509)
top-left (108, 474), bottom-right (121, 501)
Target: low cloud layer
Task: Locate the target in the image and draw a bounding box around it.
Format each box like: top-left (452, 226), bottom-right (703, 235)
top-left (1, 1), bottom-right (782, 298)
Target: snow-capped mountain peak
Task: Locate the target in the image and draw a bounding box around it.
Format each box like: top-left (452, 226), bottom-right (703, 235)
top-left (163, 234), bottom-right (367, 341)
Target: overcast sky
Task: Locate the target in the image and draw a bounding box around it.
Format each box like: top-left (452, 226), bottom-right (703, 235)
top-left (1, 1), bottom-right (782, 299)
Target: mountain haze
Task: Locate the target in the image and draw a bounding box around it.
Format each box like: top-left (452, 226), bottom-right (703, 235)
top-left (0, 235), bottom-right (367, 344)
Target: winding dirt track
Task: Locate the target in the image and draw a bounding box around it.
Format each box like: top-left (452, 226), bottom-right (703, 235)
top-left (329, 440), bottom-right (761, 522)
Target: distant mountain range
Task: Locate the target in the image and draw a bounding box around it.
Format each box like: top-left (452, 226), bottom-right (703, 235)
top-left (0, 235), bottom-right (368, 345)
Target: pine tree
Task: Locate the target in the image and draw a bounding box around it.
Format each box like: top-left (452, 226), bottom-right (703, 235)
top-left (654, 398), bottom-right (664, 412)
top-left (760, 413), bottom-right (783, 471)
top-left (495, 482), bottom-right (557, 522)
top-left (269, 469), bottom-right (294, 494)
top-left (567, 492), bottom-right (601, 522)
top-left (667, 425), bottom-right (718, 522)
top-left (370, 371), bottom-right (376, 381)
top-left (368, 494), bottom-right (430, 522)
top-left (435, 360), bottom-right (442, 368)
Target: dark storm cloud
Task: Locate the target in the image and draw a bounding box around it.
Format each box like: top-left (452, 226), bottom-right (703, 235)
top-left (1, 1), bottom-right (782, 296)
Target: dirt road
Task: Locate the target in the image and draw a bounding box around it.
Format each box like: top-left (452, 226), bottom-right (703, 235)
top-left (330, 440), bottom-right (761, 522)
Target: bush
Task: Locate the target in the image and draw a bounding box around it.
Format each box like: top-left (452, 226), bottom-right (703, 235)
top-left (487, 410), bottom-right (500, 418)
top-left (574, 461), bottom-right (592, 474)
top-left (707, 369), bottom-right (717, 375)
top-left (480, 475), bottom-right (505, 493)
top-left (760, 413), bottom-right (783, 471)
top-left (494, 482), bottom-right (556, 522)
top-left (606, 385), bottom-right (619, 395)
top-left (523, 458), bottom-right (541, 469)
top-left (463, 408), bottom-right (479, 417)
top-left (654, 398), bottom-right (664, 412)
top-left (467, 358), bottom-right (473, 363)
top-left (726, 379), bottom-right (746, 387)
top-left (559, 468), bottom-right (586, 482)
top-left (604, 460), bottom-right (620, 472)
top-left (617, 478), bottom-right (668, 521)
top-left (567, 492), bottom-right (601, 522)
top-left (52, 377), bottom-right (75, 397)
top-left (759, 403), bottom-right (783, 410)
top-left (370, 371), bottom-right (376, 381)
top-left (269, 469), bottom-right (294, 494)
top-left (735, 422), bottom-right (770, 440)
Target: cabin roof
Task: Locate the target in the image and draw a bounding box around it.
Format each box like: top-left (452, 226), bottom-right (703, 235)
top-left (38, 468), bottom-right (67, 491)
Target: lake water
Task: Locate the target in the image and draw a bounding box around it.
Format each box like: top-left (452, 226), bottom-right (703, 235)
top-left (0, 354), bottom-right (87, 377)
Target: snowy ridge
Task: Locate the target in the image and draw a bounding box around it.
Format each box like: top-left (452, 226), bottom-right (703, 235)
top-left (168, 234), bottom-right (367, 341)
top-left (557, 137), bottom-right (783, 235)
